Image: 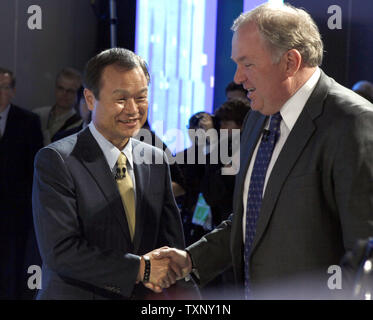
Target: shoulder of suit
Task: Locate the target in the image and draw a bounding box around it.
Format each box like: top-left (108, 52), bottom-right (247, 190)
top-left (41, 133), bottom-right (78, 160)
top-left (325, 81), bottom-right (373, 116)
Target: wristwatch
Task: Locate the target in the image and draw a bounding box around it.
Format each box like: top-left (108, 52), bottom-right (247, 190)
top-left (143, 255), bottom-right (151, 282)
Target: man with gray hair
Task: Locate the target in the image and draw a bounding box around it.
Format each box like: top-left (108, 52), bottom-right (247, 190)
top-left (155, 3), bottom-right (373, 299)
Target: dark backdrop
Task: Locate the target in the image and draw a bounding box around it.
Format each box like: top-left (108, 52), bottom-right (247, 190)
top-left (95, 0), bottom-right (137, 53)
top-left (288, 0), bottom-right (373, 88)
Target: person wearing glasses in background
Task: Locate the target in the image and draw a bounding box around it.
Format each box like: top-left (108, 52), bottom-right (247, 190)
top-left (33, 67), bottom-right (83, 145)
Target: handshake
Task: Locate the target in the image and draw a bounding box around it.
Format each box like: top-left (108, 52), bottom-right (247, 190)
top-left (136, 247), bottom-right (193, 293)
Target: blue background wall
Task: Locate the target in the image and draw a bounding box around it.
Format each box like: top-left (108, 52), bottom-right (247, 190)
top-left (212, 0), bottom-right (243, 112)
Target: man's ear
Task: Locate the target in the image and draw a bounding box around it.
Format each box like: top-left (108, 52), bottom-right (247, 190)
top-left (284, 49), bottom-right (302, 76)
top-left (84, 88), bottom-right (96, 111)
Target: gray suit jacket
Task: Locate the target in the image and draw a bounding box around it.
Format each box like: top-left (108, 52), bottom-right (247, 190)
top-left (187, 71), bottom-right (373, 299)
top-left (32, 127), bottom-right (185, 299)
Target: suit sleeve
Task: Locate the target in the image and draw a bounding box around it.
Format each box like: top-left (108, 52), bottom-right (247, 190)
top-left (32, 147), bottom-right (140, 298)
top-left (333, 109), bottom-right (373, 251)
top-left (186, 216), bottom-right (233, 286)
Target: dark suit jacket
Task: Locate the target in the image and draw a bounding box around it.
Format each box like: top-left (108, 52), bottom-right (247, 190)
top-left (0, 104), bottom-right (43, 299)
top-left (187, 71), bottom-right (373, 299)
top-left (32, 127), bottom-right (187, 299)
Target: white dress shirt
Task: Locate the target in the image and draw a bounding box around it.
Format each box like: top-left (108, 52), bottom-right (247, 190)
top-left (0, 104), bottom-right (11, 137)
top-left (242, 68), bottom-right (321, 241)
top-left (88, 122), bottom-right (137, 202)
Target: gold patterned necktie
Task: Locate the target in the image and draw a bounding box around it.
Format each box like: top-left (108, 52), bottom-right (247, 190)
top-left (116, 152), bottom-right (136, 240)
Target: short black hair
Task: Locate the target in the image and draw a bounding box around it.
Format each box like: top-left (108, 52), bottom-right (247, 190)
top-left (225, 81), bottom-right (246, 95)
top-left (187, 111), bottom-right (211, 129)
top-left (0, 67), bottom-right (16, 88)
top-left (352, 81), bottom-right (373, 103)
top-left (84, 48), bottom-right (150, 99)
top-left (214, 99), bottom-right (251, 127)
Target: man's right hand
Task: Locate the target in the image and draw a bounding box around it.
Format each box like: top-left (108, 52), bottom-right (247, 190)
top-left (153, 247), bottom-right (193, 280)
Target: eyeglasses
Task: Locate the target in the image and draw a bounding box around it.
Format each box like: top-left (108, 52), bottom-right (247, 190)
top-left (56, 85), bottom-right (78, 95)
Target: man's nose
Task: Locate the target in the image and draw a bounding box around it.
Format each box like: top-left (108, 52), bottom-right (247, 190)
top-left (126, 98), bottom-right (139, 114)
top-left (233, 66), bottom-right (246, 85)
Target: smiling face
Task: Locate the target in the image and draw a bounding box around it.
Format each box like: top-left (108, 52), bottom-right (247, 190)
top-left (84, 65), bottom-right (148, 149)
top-left (231, 22), bottom-right (289, 115)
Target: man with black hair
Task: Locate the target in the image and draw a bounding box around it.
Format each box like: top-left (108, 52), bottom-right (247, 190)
top-left (352, 80), bottom-right (373, 103)
top-left (225, 81), bottom-right (249, 101)
top-left (32, 48), bottom-right (198, 299)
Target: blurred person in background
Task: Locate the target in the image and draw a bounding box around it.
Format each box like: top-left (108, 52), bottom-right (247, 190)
top-left (199, 99), bottom-right (250, 298)
top-left (0, 67), bottom-right (43, 299)
top-left (52, 86), bottom-right (91, 141)
top-left (33, 67), bottom-right (83, 145)
top-left (352, 80), bottom-right (373, 103)
top-left (225, 81), bottom-right (249, 102)
top-left (202, 99), bottom-right (251, 227)
top-left (175, 112), bottom-right (217, 246)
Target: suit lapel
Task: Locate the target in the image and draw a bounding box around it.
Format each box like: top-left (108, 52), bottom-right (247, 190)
top-left (235, 113), bottom-right (267, 212)
top-left (131, 139), bottom-right (150, 253)
top-left (250, 71), bottom-right (330, 255)
top-left (73, 128), bottom-right (132, 244)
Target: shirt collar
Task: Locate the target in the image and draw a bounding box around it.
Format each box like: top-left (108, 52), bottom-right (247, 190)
top-left (88, 122), bottom-right (133, 171)
top-left (0, 104), bottom-right (11, 135)
top-left (277, 67), bottom-right (321, 132)
top-left (0, 104), bottom-right (11, 118)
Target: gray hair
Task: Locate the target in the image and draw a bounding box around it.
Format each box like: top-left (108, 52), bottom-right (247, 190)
top-left (84, 48), bottom-right (150, 99)
top-left (231, 3), bottom-right (323, 67)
